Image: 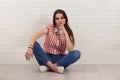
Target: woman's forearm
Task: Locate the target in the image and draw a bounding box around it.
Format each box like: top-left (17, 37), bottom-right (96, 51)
top-left (64, 32), bottom-right (74, 52)
top-left (28, 36), bottom-right (36, 47)
top-left (28, 29), bottom-right (45, 47)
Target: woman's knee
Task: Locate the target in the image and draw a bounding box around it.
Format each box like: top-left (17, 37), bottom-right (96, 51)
top-left (33, 41), bottom-right (42, 49)
top-left (33, 41), bottom-right (40, 54)
top-left (70, 50), bottom-right (81, 60)
top-left (33, 41), bottom-right (39, 47)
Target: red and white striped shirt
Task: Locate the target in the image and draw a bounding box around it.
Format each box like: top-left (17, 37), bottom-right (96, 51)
top-left (43, 24), bottom-right (66, 55)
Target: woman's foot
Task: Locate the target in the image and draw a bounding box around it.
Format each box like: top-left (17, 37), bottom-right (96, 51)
top-left (57, 66), bottom-right (64, 73)
top-left (46, 61), bottom-right (64, 73)
top-left (39, 65), bottom-right (64, 73)
top-left (39, 65), bottom-right (50, 72)
top-left (48, 66), bottom-right (64, 73)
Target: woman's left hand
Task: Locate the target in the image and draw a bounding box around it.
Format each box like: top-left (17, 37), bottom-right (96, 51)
top-left (59, 26), bottom-right (67, 34)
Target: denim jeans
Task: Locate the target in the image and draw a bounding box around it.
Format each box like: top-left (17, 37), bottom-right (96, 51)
top-left (33, 41), bottom-right (81, 68)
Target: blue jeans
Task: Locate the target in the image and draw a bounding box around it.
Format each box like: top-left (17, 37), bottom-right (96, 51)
top-left (33, 41), bottom-right (81, 68)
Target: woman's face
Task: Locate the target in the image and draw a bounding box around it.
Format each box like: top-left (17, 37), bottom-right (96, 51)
top-left (55, 13), bottom-right (66, 27)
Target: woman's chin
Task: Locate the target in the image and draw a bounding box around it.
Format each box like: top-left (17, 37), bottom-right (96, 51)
top-left (58, 24), bottom-right (64, 26)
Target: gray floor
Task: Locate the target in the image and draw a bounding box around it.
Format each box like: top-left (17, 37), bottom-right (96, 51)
top-left (0, 64), bottom-right (120, 80)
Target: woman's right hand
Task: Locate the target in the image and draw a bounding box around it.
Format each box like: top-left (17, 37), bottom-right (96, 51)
top-left (25, 48), bottom-right (33, 61)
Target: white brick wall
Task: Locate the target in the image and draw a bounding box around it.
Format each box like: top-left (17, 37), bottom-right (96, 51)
top-left (0, 0), bottom-right (120, 64)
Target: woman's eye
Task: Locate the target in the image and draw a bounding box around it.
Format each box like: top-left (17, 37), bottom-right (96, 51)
top-left (55, 17), bottom-right (64, 20)
top-left (61, 17), bottom-right (64, 19)
top-left (55, 18), bottom-right (59, 20)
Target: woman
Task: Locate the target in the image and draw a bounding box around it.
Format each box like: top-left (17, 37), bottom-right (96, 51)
top-left (25, 9), bottom-right (81, 73)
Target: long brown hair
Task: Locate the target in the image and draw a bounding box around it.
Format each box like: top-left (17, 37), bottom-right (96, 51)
top-left (53, 9), bottom-right (75, 46)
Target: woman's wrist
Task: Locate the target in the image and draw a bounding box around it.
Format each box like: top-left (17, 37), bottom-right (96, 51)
top-left (28, 43), bottom-right (33, 49)
top-left (28, 46), bottom-right (33, 49)
top-left (64, 31), bottom-right (68, 36)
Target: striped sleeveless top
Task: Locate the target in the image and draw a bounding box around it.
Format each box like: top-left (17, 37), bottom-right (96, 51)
top-left (43, 24), bottom-right (66, 55)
